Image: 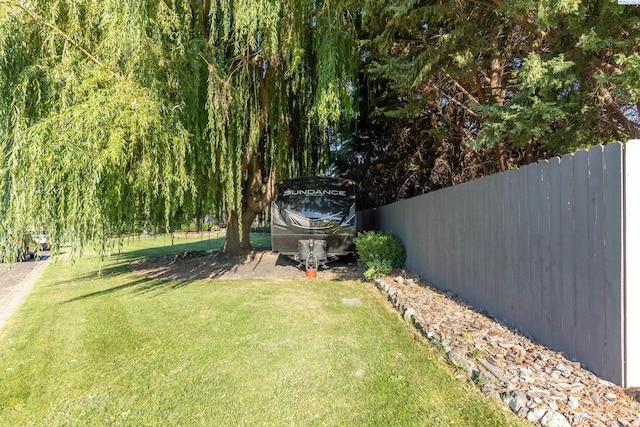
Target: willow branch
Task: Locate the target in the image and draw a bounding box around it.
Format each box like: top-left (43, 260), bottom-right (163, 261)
top-left (1, 1), bottom-right (116, 76)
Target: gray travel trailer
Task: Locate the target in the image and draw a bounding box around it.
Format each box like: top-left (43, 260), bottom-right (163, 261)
top-left (271, 177), bottom-right (356, 267)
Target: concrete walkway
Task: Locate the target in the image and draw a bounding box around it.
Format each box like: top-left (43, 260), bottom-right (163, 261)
top-left (0, 254), bottom-right (50, 332)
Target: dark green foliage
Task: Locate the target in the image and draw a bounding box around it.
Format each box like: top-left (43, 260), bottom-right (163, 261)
top-left (361, 0), bottom-right (640, 153)
top-left (339, 0), bottom-right (640, 211)
top-left (356, 231), bottom-right (406, 269)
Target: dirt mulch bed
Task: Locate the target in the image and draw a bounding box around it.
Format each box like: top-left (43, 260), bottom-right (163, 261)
top-left (130, 249), bottom-right (364, 281)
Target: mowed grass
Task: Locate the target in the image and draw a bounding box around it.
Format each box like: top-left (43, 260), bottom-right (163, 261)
top-left (0, 236), bottom-right (526, 426)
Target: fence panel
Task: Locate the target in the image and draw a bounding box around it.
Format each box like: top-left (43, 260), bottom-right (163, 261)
top-left (362, 141), bottom-right (633, 386)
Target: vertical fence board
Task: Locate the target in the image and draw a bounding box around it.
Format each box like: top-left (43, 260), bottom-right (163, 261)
top-left (477, 177), bottom-right (490, 305)
top-left (559, 153), bottom-right (577, 358)
top-left (603, 143), bottom-right (624, 385)
top-left (434, 192), bottom-right (441, 282)
top-left (444, 190), bottom-right (453, 288)
top-left (456, 188), bottom-right (469, 289)
top-left (472, 179), bottom-right (482, 301)
top-left (439, 190), bottom-right (451, 288)
top-left (421, 192), bottom-right (433, 283)
top-left (451, 187), bottom-right (463, 291)
top-left (537, 161), bottom-right (552, 341)
top-left (588, 146), bottom-right (607, 378)
top-left (405, 198), bottom-right (416, 272)
top-left (435, 189), bottom-right (446, 288)
top-left (526, 164), bottom-right (539, 336)
top-left (514, 166), bottom-right (529, 330)
top-left (548, 157), bottom-right (562, 350)
top-left (490, 173), bottom-right (501, 310)
top-left (426, 192), bottom-right (436, 284)
top-left (456, 184), bottom-right (475, 298)
top-left (500, 171), bottom-right (515, 323)
top-left (478, 177), bottom-right (488, 306)
top-left (466, 182), bottom-right (479, 302)
top-left (573, 150), bottom-right (592, 368)
top-left (494, 172), bottom-right (508, 318)
top-left (510, 166), bottom-right (529, 328)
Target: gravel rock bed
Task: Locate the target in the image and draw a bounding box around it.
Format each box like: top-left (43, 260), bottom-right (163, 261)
top-left (375, 275), bottom-right (640, 427)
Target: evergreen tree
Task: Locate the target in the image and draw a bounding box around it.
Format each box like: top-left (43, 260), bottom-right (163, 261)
top-left (361, 0), bottom-right (640, 171)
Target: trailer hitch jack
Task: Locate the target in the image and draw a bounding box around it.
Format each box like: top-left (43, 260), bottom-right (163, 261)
top-left (305, 240), bottom-right (318, 278)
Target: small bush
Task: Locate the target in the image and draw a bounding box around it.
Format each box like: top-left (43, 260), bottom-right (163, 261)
top-left (356, 231), bottom-right (406, 269)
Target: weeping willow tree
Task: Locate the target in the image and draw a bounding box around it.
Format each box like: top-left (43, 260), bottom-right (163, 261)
top-left (206, 0), bottom-right (357, 254)
top-left (0, 0), bottom-right (357, 259)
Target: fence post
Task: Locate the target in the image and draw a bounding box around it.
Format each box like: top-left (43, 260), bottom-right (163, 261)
top-left (625, 140), bottom-right (640, 387)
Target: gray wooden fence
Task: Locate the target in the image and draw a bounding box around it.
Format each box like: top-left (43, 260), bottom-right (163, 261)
top-left (359, 140), bottom-right (639, 387)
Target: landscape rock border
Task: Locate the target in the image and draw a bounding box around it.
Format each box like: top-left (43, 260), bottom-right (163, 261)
top-left (373, 275), bottom-right (640, 427)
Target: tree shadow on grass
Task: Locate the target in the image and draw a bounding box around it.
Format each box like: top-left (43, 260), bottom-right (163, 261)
top-left (129, 249), bottom-right (304, 282)
top-left (59, 237), bottom-right (361, 303)
top-left (59, 250), bottom-right (294, 304)
top-left (131, 249), bottom-right (364, 283)
top-left (60, 269), bottom-right (199, 304)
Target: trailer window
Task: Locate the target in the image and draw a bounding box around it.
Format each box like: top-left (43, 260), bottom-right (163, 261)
top-left (281, 194), bottom-right (352, 219)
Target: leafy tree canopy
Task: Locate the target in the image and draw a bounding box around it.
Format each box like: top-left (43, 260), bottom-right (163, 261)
top-left (0, 0), bottom-right (358, 259)
top-left (360, 0), bottom-right (640, 166)
top-left (341, 0), bottom-right (640, 208)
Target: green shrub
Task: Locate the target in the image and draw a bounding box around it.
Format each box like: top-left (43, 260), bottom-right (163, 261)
top-left (356, 231), bottom-right (406, 269)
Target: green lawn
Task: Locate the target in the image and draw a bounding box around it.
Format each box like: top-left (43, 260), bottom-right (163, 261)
top-left (0, 236), bottom-right (525, 426)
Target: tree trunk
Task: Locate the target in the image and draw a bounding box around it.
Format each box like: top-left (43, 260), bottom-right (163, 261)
top-left (489, 57), bottom-right (509, 172)
top-left (222, 211), bottom-right (254, 255)
top-left (524, 138), bottom-right (537, 165)
top-left (222, 157), bottom-right (279, 256)
top-left (220, 65), bottom-right (282, 256)
top-left (221, 151), bottom-right (278, 255)
top-left (493, 141), bottom-right (508, 172)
